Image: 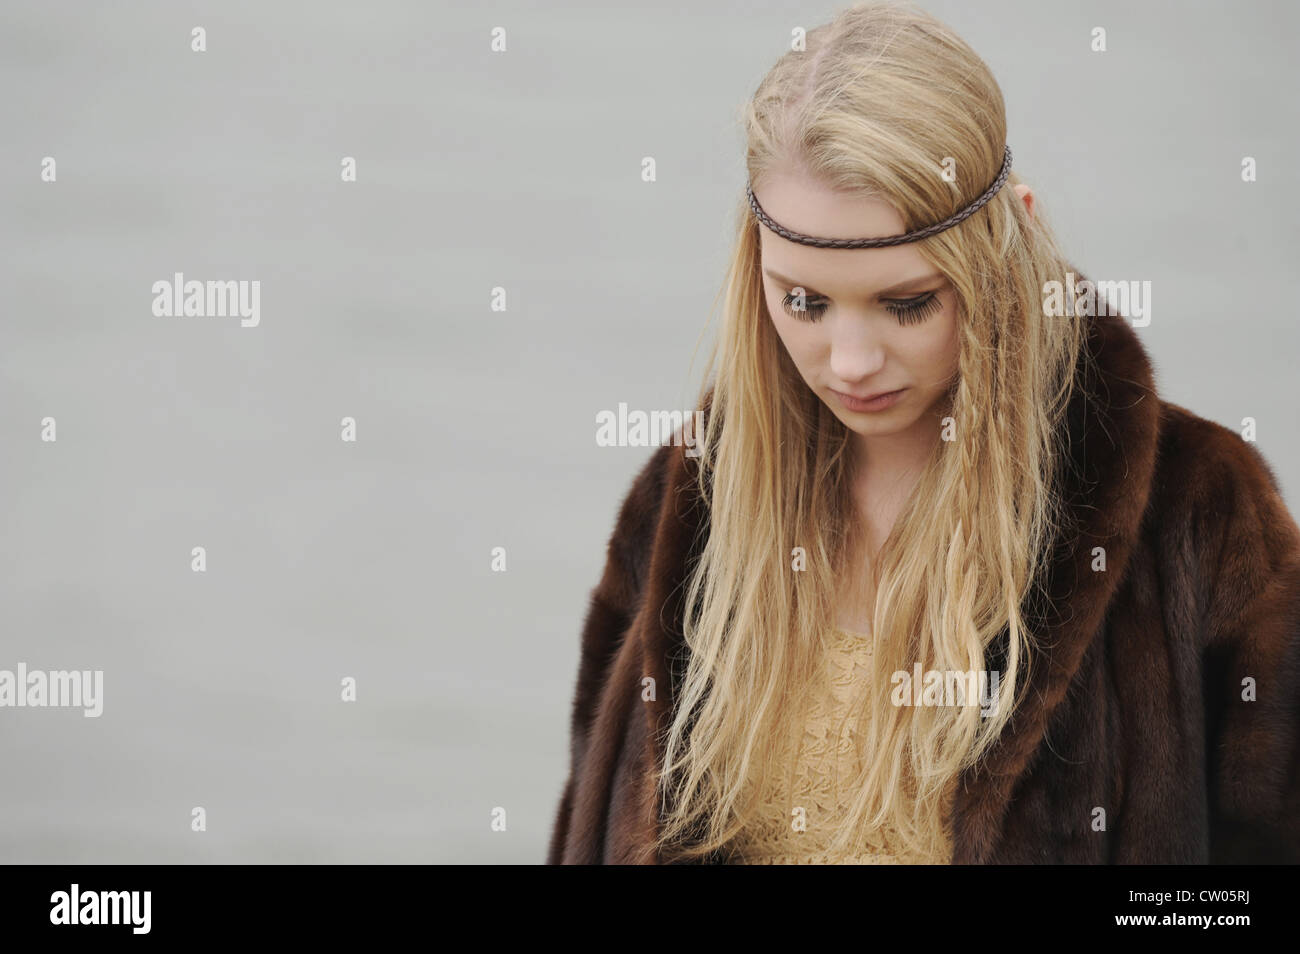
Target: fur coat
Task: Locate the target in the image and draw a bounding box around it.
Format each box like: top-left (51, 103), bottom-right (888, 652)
top-left (547, 307), bottom-right (1300, 864)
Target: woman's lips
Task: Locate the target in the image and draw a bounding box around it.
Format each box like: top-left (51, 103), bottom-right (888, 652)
top-left (831, 387), bottom-right (907, 412)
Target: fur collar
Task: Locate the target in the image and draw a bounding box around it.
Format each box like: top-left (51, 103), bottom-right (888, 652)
top-left (948, 302), bottom-right (1161, 861)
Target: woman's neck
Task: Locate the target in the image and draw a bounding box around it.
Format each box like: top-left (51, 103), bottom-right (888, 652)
top-left (850, 397), bottom-right (947, 489)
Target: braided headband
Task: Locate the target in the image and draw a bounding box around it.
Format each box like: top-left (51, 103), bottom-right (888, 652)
top-left (745, 145), bottom-right (1013, 248)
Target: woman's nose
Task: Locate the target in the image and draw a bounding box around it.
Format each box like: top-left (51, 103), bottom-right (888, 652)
top-left (827, 311), bottom-right (888, 379)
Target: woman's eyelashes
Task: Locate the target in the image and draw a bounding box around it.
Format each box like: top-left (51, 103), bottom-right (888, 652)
top-left (779, 289), bottom-right (942, 325)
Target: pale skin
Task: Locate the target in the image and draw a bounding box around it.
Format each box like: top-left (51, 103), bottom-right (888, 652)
top-left (754, 173), bottom-right (1035, 635)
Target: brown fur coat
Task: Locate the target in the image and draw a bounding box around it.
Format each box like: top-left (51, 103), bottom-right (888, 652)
top-left (548, 308), bottom-right (1300, 864)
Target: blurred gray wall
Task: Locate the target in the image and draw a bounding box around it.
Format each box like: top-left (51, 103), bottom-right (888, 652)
top-left (1, 0), bottom-right (1296, 863)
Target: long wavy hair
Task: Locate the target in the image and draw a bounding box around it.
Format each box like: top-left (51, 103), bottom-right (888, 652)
top-left (655, 0), bottom-right (1091, 862)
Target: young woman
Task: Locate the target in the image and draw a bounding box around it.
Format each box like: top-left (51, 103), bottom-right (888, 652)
top-left (548, 0), bottom-right (1300, 864)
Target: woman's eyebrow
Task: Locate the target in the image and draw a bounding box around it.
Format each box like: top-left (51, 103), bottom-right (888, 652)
top-left (762, 268), bottom-right (944, 297)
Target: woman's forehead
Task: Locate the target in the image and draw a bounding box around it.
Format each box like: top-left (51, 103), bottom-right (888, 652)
top-left (759, 233), bottom-right (935, 296)
top-left (752, 172), bottom-right (905, 242)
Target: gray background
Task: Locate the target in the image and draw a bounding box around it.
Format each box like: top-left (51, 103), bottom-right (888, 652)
top-left (1, 0), bottom-right (1295, 863)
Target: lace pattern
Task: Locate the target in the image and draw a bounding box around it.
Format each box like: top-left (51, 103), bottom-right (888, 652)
top-left (727, 629), bottom-right (953, 865)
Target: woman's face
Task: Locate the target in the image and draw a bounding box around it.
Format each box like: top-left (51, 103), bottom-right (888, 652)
top-left (755, 172), bottom-right (962, 446)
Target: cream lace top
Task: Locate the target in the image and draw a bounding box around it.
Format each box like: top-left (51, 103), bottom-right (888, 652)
top-left (725, 628), bottom-right (954, 864)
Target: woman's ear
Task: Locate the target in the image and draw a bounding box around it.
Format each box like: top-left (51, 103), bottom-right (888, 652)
top-left (1013, 183), bottom-right (1035, 222)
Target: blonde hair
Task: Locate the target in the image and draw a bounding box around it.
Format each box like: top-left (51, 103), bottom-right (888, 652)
top-left (656, 0), bottom-right (1090, 861)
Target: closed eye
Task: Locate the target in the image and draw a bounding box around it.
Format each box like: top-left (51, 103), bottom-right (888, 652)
top-left (779, 289), bottom-right (942, 325)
